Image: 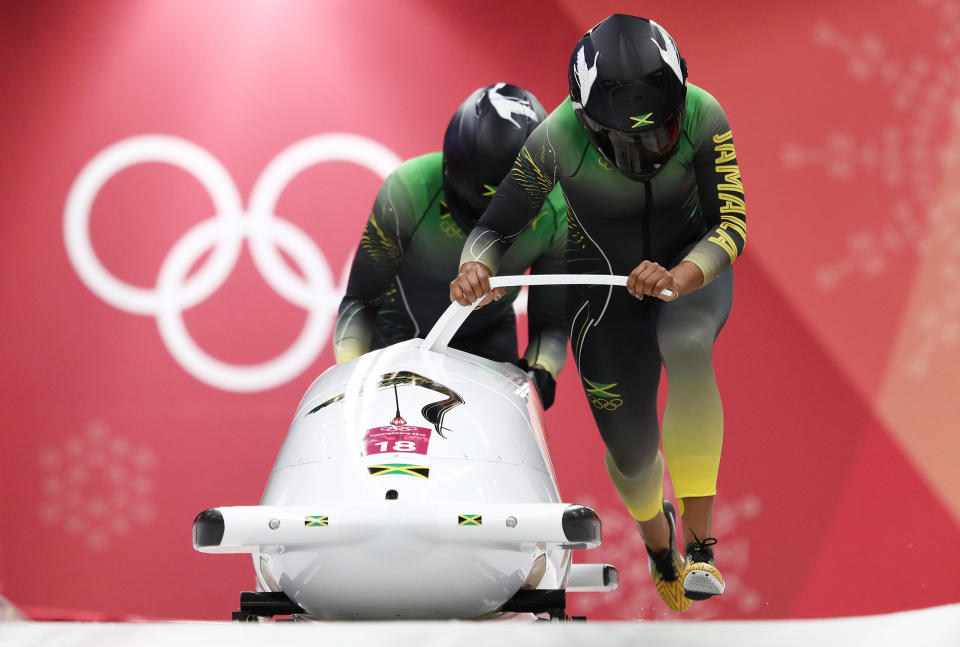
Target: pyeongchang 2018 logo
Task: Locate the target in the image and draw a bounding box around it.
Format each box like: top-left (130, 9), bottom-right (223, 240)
top-left (63, 134), bottom-right (402, 393)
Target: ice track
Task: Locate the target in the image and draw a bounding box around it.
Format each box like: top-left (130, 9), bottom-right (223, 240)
top-left (1, 603), bottom-right (958, 647)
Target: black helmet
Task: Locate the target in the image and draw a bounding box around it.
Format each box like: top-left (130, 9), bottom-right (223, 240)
top-left (568, 14), bottom-right (688, 181)
top-left (442, 83), bottom-right (547, 231)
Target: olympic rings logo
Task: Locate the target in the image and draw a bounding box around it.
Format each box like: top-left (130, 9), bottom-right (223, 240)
top-left (64, 134), bottom-right (402, 392)
top-left (588, 396), bottom-right (623, 411)
top-left (439, 219), bottom-right (465, 239)
top-left (596, 153), bottom-right (614, 172)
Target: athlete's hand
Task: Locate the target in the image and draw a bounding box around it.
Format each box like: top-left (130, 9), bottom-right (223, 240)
top-left (627, 261), bottom-right (679, 301)
top-left (450, 262), bottom-right (506, 307)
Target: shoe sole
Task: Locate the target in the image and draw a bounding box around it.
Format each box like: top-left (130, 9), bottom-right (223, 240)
top-left (654, 575), bottom-right (693, 611)
top-left (649, 552), bottom-right (692, 613)
top-left (684, 563), bottom-right (725, 600)
top-left (645, 501), bottom-right (691, 613)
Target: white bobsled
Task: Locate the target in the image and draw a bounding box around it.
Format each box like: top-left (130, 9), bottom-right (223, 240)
top-left (193, 275), bottom-right (628, 620)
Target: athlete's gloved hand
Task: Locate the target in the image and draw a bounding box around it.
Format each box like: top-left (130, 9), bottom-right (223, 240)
top-left (516, 359), bottom-right (556, 410)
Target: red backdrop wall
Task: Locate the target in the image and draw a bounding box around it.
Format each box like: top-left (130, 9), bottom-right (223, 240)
top-left (2, 0), bottom-right (959, 621)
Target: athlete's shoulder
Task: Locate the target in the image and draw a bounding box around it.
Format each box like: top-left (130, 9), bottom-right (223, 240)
top-left (391, 152), bottom-right (443, 189)
top-left (686, 83), bottom-right (722, 107)
top-left (539, 96), bottom-right (589, 175)
top-left (384, 152), bottom-right (443, 211)
top-left (545, 97), bottom-right (585, 141)
top-left (684, 83), bottom-right (731, 141)
top-left (547, 96), bottom-right (577, 125)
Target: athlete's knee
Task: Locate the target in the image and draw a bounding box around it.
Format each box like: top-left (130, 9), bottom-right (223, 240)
top-left (658, 317), bottom-right (715, 362)
top-left (605, 436), bottom-right (661, 479)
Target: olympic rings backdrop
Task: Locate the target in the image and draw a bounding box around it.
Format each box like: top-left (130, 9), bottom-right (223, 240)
top-left (2, 0), bottom-right (959, 621)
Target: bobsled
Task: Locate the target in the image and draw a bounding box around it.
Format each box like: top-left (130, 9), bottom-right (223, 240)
top-left (193, 275), bottom-right (631, 620)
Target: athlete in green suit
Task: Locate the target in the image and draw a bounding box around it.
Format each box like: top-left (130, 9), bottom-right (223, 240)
top-left (451, 16), bottom-right (745, 611)
top-left (335, 84), bottom-right (568, 406)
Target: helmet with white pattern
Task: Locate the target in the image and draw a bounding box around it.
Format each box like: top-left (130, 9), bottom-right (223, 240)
top-left (569, 15), bottom-right (688, 181)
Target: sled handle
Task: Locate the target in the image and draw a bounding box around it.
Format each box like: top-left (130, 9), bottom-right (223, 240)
top-left (422, 274), bottom-right (673, 354)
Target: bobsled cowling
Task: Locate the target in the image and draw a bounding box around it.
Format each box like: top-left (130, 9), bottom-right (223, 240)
top-left (194, 275), bottom-right (626, 619)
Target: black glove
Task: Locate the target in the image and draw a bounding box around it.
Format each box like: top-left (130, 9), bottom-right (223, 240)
top-left (516, 359), bottom-right (557, 410)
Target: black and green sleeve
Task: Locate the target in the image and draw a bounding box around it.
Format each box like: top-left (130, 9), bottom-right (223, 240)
top-left (682, 88), bottom-right (746, 284)
top-left (334, 165), bottom-right (420, 363)
top-left (460, 119), bottom-right (561, 272)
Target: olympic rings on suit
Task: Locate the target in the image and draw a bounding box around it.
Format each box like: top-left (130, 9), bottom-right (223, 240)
top-left (589, 395), bottom-right (623, 411)
top-left (439, 219), bottom-right (464, 238)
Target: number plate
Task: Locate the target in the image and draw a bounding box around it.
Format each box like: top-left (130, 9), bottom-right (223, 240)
top-left (363, 425), bottom-right (432, 455)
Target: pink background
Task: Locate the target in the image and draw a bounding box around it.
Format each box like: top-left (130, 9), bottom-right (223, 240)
top-left (2, 0), bottom-right (959, 620)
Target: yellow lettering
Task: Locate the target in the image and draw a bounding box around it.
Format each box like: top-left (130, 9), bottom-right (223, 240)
top-left (708, 230), bottom-right (739, 262)
top-left (718, 192), bottom-right (745, 215)
top-left (710, 132), bottom-right (745, 259)
top-left (715, 164), bottom-right (743, 193)
top-left (712, 130), bottom-right (733, 144)
top-left (714, 143), bottom-right (736, 164)
top-left (720, 215), bottom-right (747, 240)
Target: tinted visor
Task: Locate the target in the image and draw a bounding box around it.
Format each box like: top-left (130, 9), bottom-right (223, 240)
top-left (579, 109), bottom-right (683, 179)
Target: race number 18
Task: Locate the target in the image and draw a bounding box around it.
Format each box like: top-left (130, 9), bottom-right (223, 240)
top-left (373, 440), bottom-right (418, 453)
top-left (364, 425), bottom-right (431, 455)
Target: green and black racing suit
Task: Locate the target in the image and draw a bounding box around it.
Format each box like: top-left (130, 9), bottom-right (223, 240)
top-left (460, 84), bottom-right (745, 520)
top-left (335, 151), bottom-right (569, 382)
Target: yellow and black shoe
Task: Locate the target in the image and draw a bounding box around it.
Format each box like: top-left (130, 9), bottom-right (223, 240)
top-left (683, 534), bottom-right (725, 600)
top-left (644, 500), bottom-right (691, 613)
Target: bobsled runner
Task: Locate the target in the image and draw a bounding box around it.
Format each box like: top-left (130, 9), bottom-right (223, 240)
top-left (193, 275), bottom-right (631, 620)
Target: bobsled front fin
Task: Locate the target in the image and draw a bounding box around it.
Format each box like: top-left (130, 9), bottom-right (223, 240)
top-left (192, 503), bottom-right (601, 554)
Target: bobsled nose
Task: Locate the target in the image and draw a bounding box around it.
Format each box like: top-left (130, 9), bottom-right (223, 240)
top-left (562, 505), bottom-right (602, 548)
top-left (193, 509), bottom-right (225, 549)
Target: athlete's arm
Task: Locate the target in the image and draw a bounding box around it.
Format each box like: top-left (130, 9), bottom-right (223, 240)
top-left (334, 170), bottom-right (417, 363)
top-left (681, 89), bottom-right (747, 287)
top-left (523, 192), bottom-right (569, 380)
top-left (452, 120), bottom-right (560, 306)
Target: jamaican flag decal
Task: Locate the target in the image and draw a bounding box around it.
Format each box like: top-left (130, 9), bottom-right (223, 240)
top-left (367, 463), bottom-right (430, 479)
top-left (304, 515), bottom-right (328, 527)
top-left (458, 515), bottom-right (482, 526)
